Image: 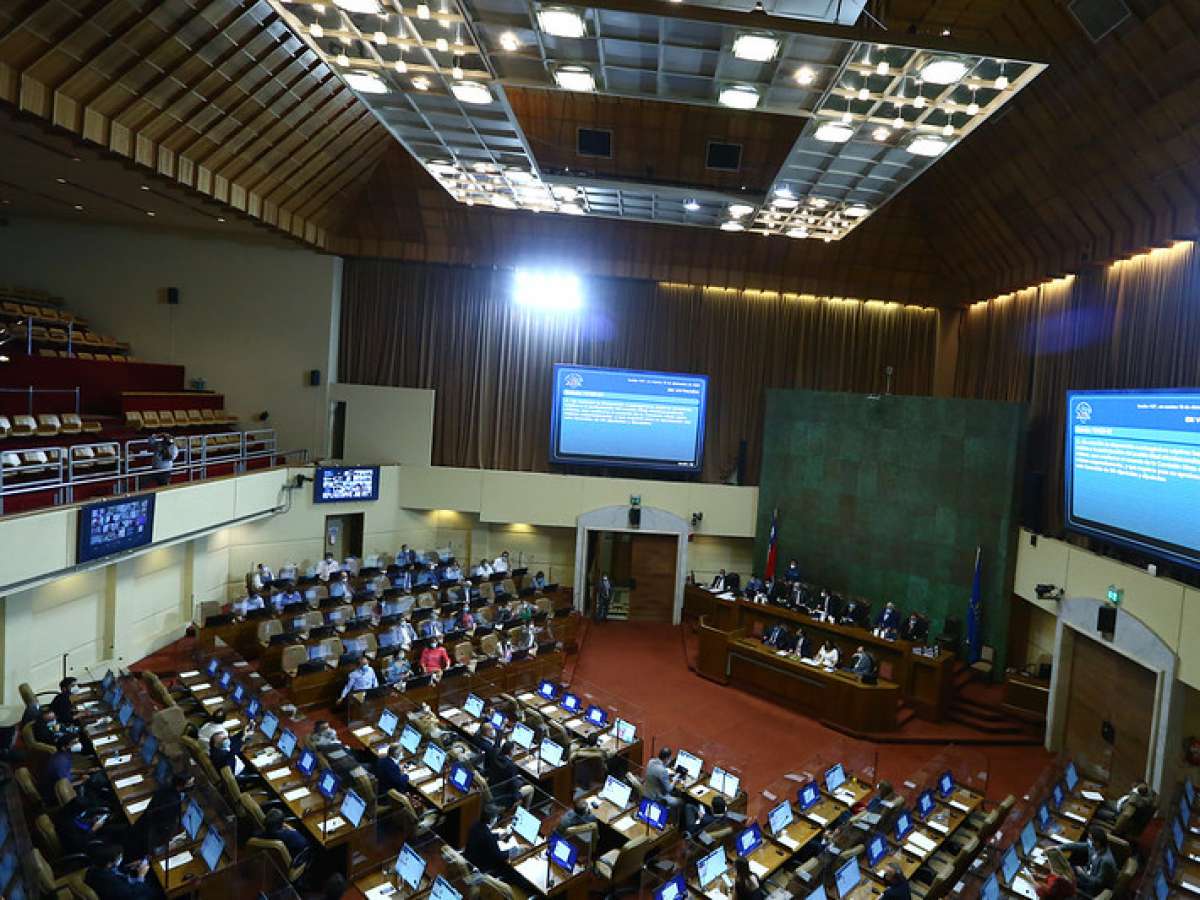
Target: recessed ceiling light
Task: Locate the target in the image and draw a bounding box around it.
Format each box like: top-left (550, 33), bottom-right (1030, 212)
top-left (814, 122), bottom-right (854, 143)
top-left (55, 177), bottom-right (67, 184)
top-left (809, 198), bottom-right (829, 208)
top-left (786, 227), bottom-right (809, 238)
top-left (875, 60), bottom-right (889, 76)
top-left (71, 156), bottom-right (81, 162)
top-left (913, 94), bottom-right (927, 109)
top-left (373, 30), bottom-right (388, 45)
top-left (345, 70), bottom-right (387, 93)
top-left (921, 58), bottom-right (969, 85)
top-left (451, 63), bottom-right (464, 79)
top-left (139, 184), bottom-right (150, 191)
top-left (718, 85), bottom-right (759, 109)
top-left (309, 23), bottom-right (324, 37)
top-left (771, 197), bottom-right (798, 210)
top-left (217, 216), bottom-right (226, 222)
top-left (995, 71), bottom-right (1009, 90)
top-left (334, 0), bottom-right (382, 12)
top-left (412, 76), bottom-right (430, 90)
top-left (967, 98), bottom-right (980, 116)
top-left (794, 65), bottom-right (816, 85)
top-left (684, 198), bottom-right (701, 212)
top-left (146, 211), bottom-right (156, 217)
top-left (720, 221), bottom-right (745, 232)
top-left (892, 115), bottom-right (903, 129)
top-left (499, 31), bottom-right (520, 51)
top-left (906, 135), bottom-right (948, 157)
top-left (435, 37), bottom-right (449, 52)
top-left (416, 3), bottom-right (430, 17)
top-left (537, 7), bottom-right (586, 38)
top-left (335, 52), bottom-right (349, 66)
top-left (451, 81), bottom-right (492, 104)
top-left (394, 59), bottom-right (408, 73)
top-left (73, 204), bottom-right (84, 211)
top-left (554, 65), bottom-right (595, 92)
top-left (731, 34), bottom-right (779, 62)
top-left (844, 205), bottom-right (870, 217)
top-left (857, 86), bottom-right (869, 101)
top-left (728, 203), bottom-right (754, 218)
top-left (871, 126), bottom-right (890, 141)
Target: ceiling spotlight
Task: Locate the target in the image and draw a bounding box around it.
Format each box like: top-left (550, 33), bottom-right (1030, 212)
top-left (942, 121), bottom-right (954, 136)
top-left (55, 177), bottom-right (67, 184)
top-left (921, 58), bottom-right (969, 85)
top-left (451, 62), bottom-right (464, 79)
top-left (967, 100), bottom-right (979, 116)
top-left (345, 70), bottom-right (387, 93)
top-left (814, 121), bottom-right (853, 143)
top-left (844, 205), bottom-right (870, 217)
top-left (139, 184), bottom-right (150, 191)
top-left (906, 135), bottom-right (949, 157)
top-left (394, 59), bottom-right (408, 73)
top-left (731, 33), bottom-right (779, 62)
top-left (809, 197), bottom-right (829, 208)
top-left (771, 197), bottom-right (798, 209)
top-left (333, 0), bottom-right (381, 10)
top-left (373, 30), bottom-right (388, 45)
top-left (435, 37), bottom-right (449, 51)
top-left (871, 126), bottom-right (890, 141)
top-left (718, 85), bottom-right (759, 109)
top-left (786, 227), bottom-right (809, 238)
top-left (892, 115), bottom-right (903, 129)
top-left (913, 94), bottom-right (927, 109)
top-left (857, 86), bottom-right (869, 101)
top-left (875, 60), bottom-right (889, 76)
top-left (416, 2), bottom-right (430, 17)
top-left (217, 216), bottom-right (226, 222)
top-left (309, 23), bottom-right (324, 37)
top-left (146, 211), bottom-right (156, 217)
top-left (537, 7), bottom-right (586, 38)
top-left (412, 76), bottom-right (430, 90)
top-left (335, 51), bottom-right (349, 66)
top-left (684, 198), bottom-right (701, 212)
top-left (499, 31), bottom-right (520, 51)
top-left (554, 65), bottom-right (595, 92)
top-left (728, 203), bottom-right (754, 218)
top-left (451, 81), bottom-right (492, 104)
top-left (73, 204), bottom-right (84, 211)
top-left (995, 64), bottom-right (1009, 90)
top-left (720, 221), bottom-right (745, 232)
top-left (794, 65), bottom-right (816, 85)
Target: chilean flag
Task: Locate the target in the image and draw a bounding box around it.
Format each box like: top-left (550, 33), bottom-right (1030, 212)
top-left (764, 508), bottom-right (779, 580)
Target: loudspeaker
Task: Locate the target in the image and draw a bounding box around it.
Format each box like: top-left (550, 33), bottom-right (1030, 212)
top-left (628, 507), bottom-right (641, 528)
top-left (1097, 606), bottom-right (1117, 635)
top-left (308, 369), bottom-right (321, 386)
top-left (166, 287), bottom-right (180, 305)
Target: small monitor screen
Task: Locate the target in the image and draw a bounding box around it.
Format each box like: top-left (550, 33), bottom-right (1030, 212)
top-left (297, 749), bottom-right (318, 777)
top-left (638, 798), bottom-right (668, 831)
top-left (768, 801), bottom-right (794, 836)
top-left (231, 683), bottom-right (245, 704)
top-left (1037, 804), bottom-right (1051, 830)
top-left (155, 756), bottom-right (172, 786)
top-left (277, 729), bottom-right (297, 759)
top-left (600, 776), bottom-right (632, 809)
top-left (511, 722), bottom-right (535, 750)
top-left (397, 725), bottom-right (421, 755)
top-left (938, 771), bottom-right (954, 797)
top-left (982, 875), bottom-right (1000, 900)
top-left (431, 875), bottom-right (462, 900)
top-left (917, 790), bottom-right (935, 818)
top-left (1001, 847), bottom-right (1020, 884)
top-left (490, 711), bottom-right (507, 731)
top-left (537, 680), bottom-right (558, 700)
top-left (799, 783), bottom-right (820, 810)
top-left (206, 657), bottom-right (219, 676)
top-left (540, 738), bottom-right (564, 768)
top-left (513, 806), bottom-right (541, 844)
top-left (674, 749), bottom-right (702, 781)
top-left (422, 743), bottom-right (447, 773)
top-left (1065, 761), bottom-right (1078, 791)
top-left (615, 718), bottom-right (636, 743)
top-left (118, 701), bottom-right (134, 726)
top-left (218, 670), bottom-right (232, 690)
top-left (182, 800), bottom-right (204, 840)
top-left (1020, 822), bottom-right (1037, 855)
top-left (317, 770), bottom-right (340, 800)
top-left (395, 844), bottom-right (426, 891)
top-left (825, 763), bottom-right (847, 793)
top-left (1186, 780), bottom-right (1196, 806)
top-left (378, 709), bottom-right (399, 736)
top-left (102, 670), bottom-right (115, 690)
top-left (464, 694), bottom-right (485, 718)
top-left (654, 875), bottom-right (686, 900)
top-left (200, 829), bottom-right (224, 872)
top-left (313, 466), bottom-right (380, 503)
top-left (709, 766), bottom-right (740, 799)
top-left (561, 693), bottom-right (581, 713)
top-left (247, 698), bottom-right (261, 720)
top-left (697, 847), bottom-right (726, 888)
top-left (867, 834), bottom-right (887, 866)
top-left (260, 711), bottom-right (279, 740)
top-left (77, 494), bottom-right (156, 563)
top-left (1165, 846), bottom-right (1178, 880)
top-left (1052, 784), bottom-right (1064, 808)
top-left (895, 811), bottom-right (913, 841)
top-left (1173, 819), bottom-right (1185, 851)
top-left (1156, 872), bottom-right (1170, 900)
top-left (130, 715), bottom-right (146, 745)
top-left (340, 789), bottom-right (367, 827)
top-left (736, 823), bottom-right (763, 857)
top-left (807, 886), bottom-right (827, 900)
top-left (548, 836), bottom-right (578, 872)
top-left (450, 764), bottom-right (473, 792)
top-left (586, 705), bottom-right (608, 727)
top-left (834, 858), bottom-right (861, 899)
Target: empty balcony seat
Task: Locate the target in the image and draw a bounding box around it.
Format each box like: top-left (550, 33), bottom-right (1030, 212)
top-left (0, 416), bottom-right (9, 439)
top-left (59, 414), bottom-right (83, 435)
top-left (11, 415), bottom-right (36, 438)
top-left (141, 411), bottom-right (160, 429)
top-left (36, 415), bottom-right (61, 437)
top-left (157, 411), bottom-right (176, 428)
top-left (125, 411), bottom-right (145, 430)
top-left (71, 446), bottom-right (96, 470)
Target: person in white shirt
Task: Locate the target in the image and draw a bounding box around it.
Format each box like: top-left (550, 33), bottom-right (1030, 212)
top-left (247, 569), bottom-right (263, 593)
top-left (232, 593), bottom-right (265, 617)
top-left (278, 562), bottom-right (298, 582)
top-left (339, 658), bottom-right (379, 702)
top-left (257, 563), bottom-right (275, 585)
top-left (492, 551), bottom-right (510, 574)
top-left (316, 552), bottom-right (340, 581)
top-left (815, 640), bottom-right (840, 669)
top-left (475, 559), bottom-right (494, 578)
top-left (444, 562), bottom-right (463, 582)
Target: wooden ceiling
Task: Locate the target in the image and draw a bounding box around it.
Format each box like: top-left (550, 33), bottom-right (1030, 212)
top-left (3, 0), bottom-right (1198, 303)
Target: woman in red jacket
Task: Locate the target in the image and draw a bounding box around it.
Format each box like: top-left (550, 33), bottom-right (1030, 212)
top-left (1035, 849), bottom-right (1076, 900)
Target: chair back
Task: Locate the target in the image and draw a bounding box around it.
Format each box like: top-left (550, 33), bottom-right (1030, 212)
top-left (15, 766), bottom-right (44, 809)
top-left (34, 812), bottom-right (64, 859)
top-left (454, 641), bottom-right (474, 665)
top-left (281, 644), bottom-right (308, 674)
top-left (18, 682), bottom-right (38, 708)
top-left (23, 722), bottom-right (55, 756)
top-left (240, 792), bottom-right (267, 830)
top-left (610, 836), bottom-right (652, 882)
top-left (55, 777), bottom-right (77, 808)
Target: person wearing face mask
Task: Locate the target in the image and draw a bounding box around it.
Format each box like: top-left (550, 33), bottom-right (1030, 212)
top-left (418, 615), bottom-right (443, 640)
top-left (42, 732), bottom-right (87, 804)
top-left (34, 706), bottom-right (67, 747)
top-left (208, 729), bottom-right (247, 780)
top-left (86, 842), bottom-right (155, 900)
top-left (51, 676), bottom-right (84, 727)
top-left (339, 657), bottom-right (378, 703)
top-left (309, 720), bottom-right (368, 774)
top-left (419, 638), bottom-right (451, 675)
top-left (376, 742), bottom-right (411, 793)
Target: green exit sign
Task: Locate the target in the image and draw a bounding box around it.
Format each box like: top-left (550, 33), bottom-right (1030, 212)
top-left (1107, 585), bottom-right (1124, 605)
top-left (630, 495), bottom-right (641, 506)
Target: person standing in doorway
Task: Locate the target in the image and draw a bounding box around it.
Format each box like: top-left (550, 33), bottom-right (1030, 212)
top-left (595, 572), bottom-right (613, 622)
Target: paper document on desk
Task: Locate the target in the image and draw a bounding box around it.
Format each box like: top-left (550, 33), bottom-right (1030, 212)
top-left (319, 816), bottom-right (347, 833)
top-left (93, 734), bottom-right (118, 747)
top-left (807, 813), bottom-right (829, 826)
top-left (251, 752), bottom-right (280, 768)
top-left (179, 670), bottom-right (200, 678)
top-left (1048, 832), bottom-right (1069, 844)
top-left (908, 832), bottom-right (938, 852)
top-left (162, 851), bottom-right (194, 869)
top-left (717, 592), bottom-right (736, 600)
top-left (1063, 810), bottom-right (1087, 824)
top-left (266, 766), bottom-right (291, 780)
top-left (222, 718), bottom-right (241, 730)
top-left (749, 861), bottom-right (769, 879)
top-left (128, 798), bottom-right (152, 814)
top-left (498, 836), bottom-right (520, 852)
top-left (801, 658), bottom-right (818, 666)
top-left (284, 787), bottom-right (310, 801)
top-left (1180, 880), bottom-right (1200, 895)
top-left (1081, 790), bottom-right (1104, 802)
top-left (115, 775), bottom-right (144, 789)
top-left (949, 800), bottom-right (970, 812)
top-left (904, 843), bottom-right (930, 859)
top-left (191, 682), bottom-right (211, 690)
top-left (517, 693), bottom-right (536, 702)
top-left (612, 813), bottom-right (636, 832)
top-left (365, 884), bottom-right (399, 900)
top-left (234, 661), bottom-right (249, 667)
top-left (104, 754), bottom-right (133, 767)
top-left (352, 726), bottom-right (375, 738)
top-left (202, 697), bottom-right (223, 706)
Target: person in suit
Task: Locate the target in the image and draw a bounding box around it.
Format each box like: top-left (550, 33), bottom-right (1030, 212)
top-left (784, 559), bottom-right (802, 582)
top-left (488, 741), bottom-right (533, 810)
top-left (1061, 827), bottom-right (1117, 897)
top-left (899, 613), bottom-right (928, 643)
top-left (880, 864), bottom-right (911, 900)
top-left (645, 747), bottom-right (682, 812)
top-left (874, 602), bottom-right (901, 639)
top-left (763, 622), bottom-right (793, 651)
top-left (466, 808), bottom-right (516, 874)
top-left (710, 569), bottom-right (729, 590)
top-left (734, 857), bottom-right (764, 900)
top-left (1093, 782), bottom-right (1152, 824)
top-left (744, 573), bottom-right (763, 596)
top-left (595, 573), bottom-right (613, 622)
top-left (85, 843), bottom-right (156, 900)
top-left (849, 646), bottom-right (876, 677)
top-left (260, 807), bottom-right (313, 865)
top-left (814, 590), bottom-right (842, 623)
top-left (840, 598), bottom-right (868, 628)
top-left (34, 706), bottom-right (68, 747)
top-left (794, 628), bottom-right (814, 660)
top-left (376, 743), bottom-right (410, 793)
top-left (50, 677), bottom-right (83, 727)
top-left (208, 729), bottom-right (247, 780)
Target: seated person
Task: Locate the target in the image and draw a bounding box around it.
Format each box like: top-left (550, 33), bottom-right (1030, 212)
top-left (383, 655), bottom-right (413, 685)
top-left (420, 638), bottom-right (451, 675)
top-left (417, 561), bottom-right (440, 585)
top-left (794, 627), bottom-right (814, 659)
top-left (444, 560), bottom-right (464, 582)
top-left (397, 613), bottom-right (418, 647)
top-left (338, 657), bottom-right (378, 702)
top-left (328, 571), bottom-right (351, 599)
top-left (316, 552), bottom-right (340, 582)
top-left (514, 625), bottom-right (537, 655)
top-left (277, 562), bottom-right (298, 582)
top-left (85, 843), bottom-right (156, 900)
top-left (232, 591), bottom-right (266, 616)
top-left (42, 732), bottom-right (85, 804)
top-left (1061, 827), bottom-right (1117, 897)
top-left (493, 551), bottom-right (511, 574)
top-left (899, 612), bottom-right (928, 643)
top-left (814, 640), bottom-right (840, 669)
top-left (493, 600), bottom-right (514, 625)
top-left (743, 573), bottom-right (763, 596)
top-left (34, 706), bottom-right (70, 747)
top-left (208, 729), bottom-right (249, 780)
top-left (136, 772), bottom-right (195, 856)
top-left (763, 622), bottom-right (794, 652)
top-left (849, 646), bottom-right (876, 677)
top-left (273, 583), bottom-right (303, 610)
top-left (474, 558), bottom-right (494, 578)
top-left (396, 545), bottom-right (416, 566)
top-left (495, 635), bottom-right (514, 665)
top-left (310, 720), bottom-right (367, 774)
top-left (196, 709), bottom-right (228, 744)
top-left (466, 808), bottom-right (517, 874)
top-left (260, 807), bottom-right (313, 866)
top-left (557, 798), bottom-right (599, 845)
top-left (391, 568), bottom-right (413, 590)
top-left (814, 590), bottom-right (841, 622)
top-left (874, 602), bottom-right (901, 639)
top-left (879, 863), bottom-right (911, 900)
top-left (710, 568), bottom-right (729, 590)
top-left (54, 796), bottom-right (119, 856)
top-left (531, 570), bottom-right (547, 591)
top-left (839, 597), bottom-right (869, 628)
top-left (419, 616), bottom-right (443, 639)
top-left (685, 794), bottom-right (731, 837)
top-left (488, 742), bottom-right (533, 810)
top-left (1034, 848), bottom-right (1077, 900)
top-left (1094, 782), bottom-right (1152, 824)
top-left (51, 676), bottom-right (83, 727)
top-left (257, 562), bottom-right (275, 585)
top-left (456, 604), bottom-right (476, 632)
top-left (376, 743), bottom-right (410, 792)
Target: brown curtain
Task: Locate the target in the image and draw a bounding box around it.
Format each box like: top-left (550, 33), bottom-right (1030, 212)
top-left (340, 260), bottom-right (938, 483)
top-left (955, 240), bottom-right (1200, 533)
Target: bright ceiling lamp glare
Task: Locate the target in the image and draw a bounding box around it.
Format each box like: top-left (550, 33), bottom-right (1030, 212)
top-left (844, 205), bottom-right (870, 217)
top-left (344, 70), bottom-right (388, 93)
top-left (857, 85), bottom-right (869, 101)
top-left (875, 59), bottom-right (889, 76)
top-left (537, 7), bottom-right (586, 38)
top-left (786, 227), bottom-right (809, 238)
top-left (684, 198), bottom-right (701, 212)
top-left (435, 37), bottom-right (449, 51)
top-left (994, 63), bottom-right (1009, 90)
top-left (416, 3), bottom-right (431, 17)
top-left (728, 203), bottom-right (754, 218)
top-left (499, 31), bottom-right (520, 51)
top-left (411, 75), bottom-right (430, 90)
top-left (771, 196), bottom-right (798, 209)
top-left (809, 197), bottom-right (829, 208)
top-left (731, 33), bottom-right (779, 62)
top-left (551, 185), bottom-right (579, 200)
top-left (921, 57), bottom-right (969, 85)
top-left (871, 126), bottom-right (890, 141)
top-left (513, 269), bottom-right (583, 313)
top-left (450, 81), bottom-right (492, 104)
top-left (906, 134), bottom-right (949, 157)
top-left (719, 221), bottom-right (745, 232)
top-left (394, 58), bottom-right (408, 73)
top-left (814, 121), bottom-right (854, 143)
top-left (718, 85), bottom-right (759, 109)
top-left (373, 30), bottom-right (388, 45)
top-left (335, 51), bottom-right (349, 66)
top-left (774, 186), bottom-right (794, 199)
top-left (794, 65), bottom-right (816, 85)
top-left (309, 22), bottom-right (324, 37)
top-left (559, 203), bottom-right (584, 215)
top-left (333, 0), bottom-right (382, 12)
top-left (554, 65), bottom-right (595, 92)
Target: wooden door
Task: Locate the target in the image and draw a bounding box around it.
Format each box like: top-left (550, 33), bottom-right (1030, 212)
top-left (1063, 632), bottom-right (1156, 789)
top-left (627, 534), bottom-right (678, 622)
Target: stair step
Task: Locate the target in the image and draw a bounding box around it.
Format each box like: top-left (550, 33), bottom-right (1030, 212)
top-left (951, 699), bottom-right (1010, 721)
top-left (946, 711), bottom-right (1037, 735)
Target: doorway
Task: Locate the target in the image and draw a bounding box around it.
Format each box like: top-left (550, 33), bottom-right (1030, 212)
top-left (324, 513), bottom-right (364, 562)
top-left (586, 531), bottom-right (678, 622)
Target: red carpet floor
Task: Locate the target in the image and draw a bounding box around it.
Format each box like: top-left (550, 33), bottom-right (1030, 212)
top-left (566, 621), bottom-right (1052, 815)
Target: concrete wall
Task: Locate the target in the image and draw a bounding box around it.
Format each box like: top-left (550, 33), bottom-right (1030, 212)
top-left (327, 383), bottom-right (435, 466)
top-left (0, 216), bottom-right (340, 456)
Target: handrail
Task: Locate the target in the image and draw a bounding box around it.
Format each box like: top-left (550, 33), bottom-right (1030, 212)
top-left (0, 385), bottom-right (81, 414)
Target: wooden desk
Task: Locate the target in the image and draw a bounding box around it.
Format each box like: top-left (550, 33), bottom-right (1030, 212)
top-left (725, 638), bottom-right (901, 733)
top-left (1004, 673), bottom-right (1050, 722)
top-left (510, 845), bottom-right (589, 900)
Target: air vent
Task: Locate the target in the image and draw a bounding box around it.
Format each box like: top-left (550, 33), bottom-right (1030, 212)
top-left (1068, 0), bottom-right (1131, 42)
top-left (577, 128), bottom-right (612, 158)
top-left (706, 141), bottom-right (742, 172)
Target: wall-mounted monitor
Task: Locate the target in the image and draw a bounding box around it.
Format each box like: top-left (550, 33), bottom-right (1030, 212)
top-left (1065, 390), bottom-right (1200, 567)
top-left (549, 365), bottom-right (708, 472)
top-left (77, 494), bottom-right (155, 563)
top-left (313, 465), bottom-right (380, 503)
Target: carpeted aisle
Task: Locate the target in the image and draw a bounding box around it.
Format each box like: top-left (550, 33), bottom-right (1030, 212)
top-left (567, 621), bottom-right (1052, 807)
